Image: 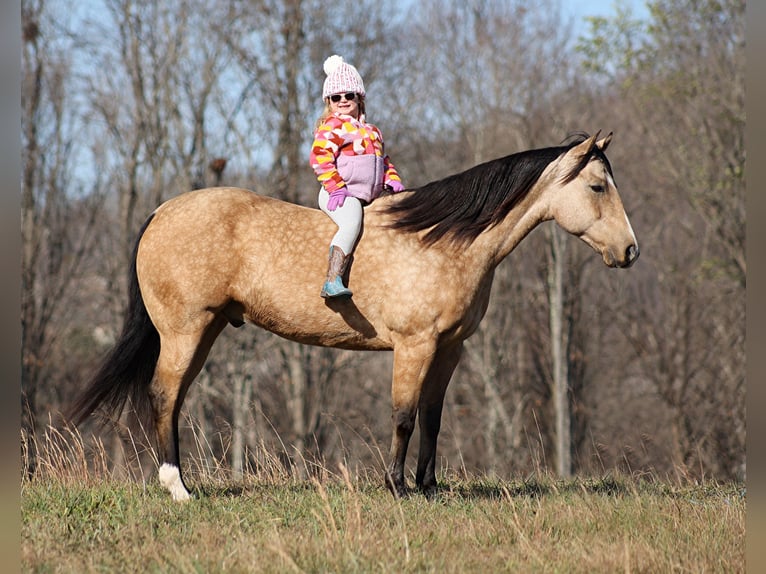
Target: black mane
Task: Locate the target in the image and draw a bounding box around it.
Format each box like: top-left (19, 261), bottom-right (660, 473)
top-left (386, 133), bottom-right (611, 246)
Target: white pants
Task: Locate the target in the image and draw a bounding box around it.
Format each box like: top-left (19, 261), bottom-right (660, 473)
top-left (318, 187), bottom-right (363, 254)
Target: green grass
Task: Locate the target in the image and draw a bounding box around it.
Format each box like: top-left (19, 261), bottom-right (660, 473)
top-left (22, 473), bottom-right (745, 573)
top-left (21, 428), bottom-right (745, 573)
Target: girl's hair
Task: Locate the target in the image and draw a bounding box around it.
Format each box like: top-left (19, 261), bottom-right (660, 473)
top-left (314, 95), bottom-right (366, 130)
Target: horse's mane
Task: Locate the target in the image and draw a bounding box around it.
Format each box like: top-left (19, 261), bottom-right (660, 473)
top-left (386, 133), bottom-right (612, 246)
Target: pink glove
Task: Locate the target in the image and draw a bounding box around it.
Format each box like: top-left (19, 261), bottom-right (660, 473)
top-left (387, 180), bottom-right (405, 193)
top-left (326, 189), bottom-right (348, 211)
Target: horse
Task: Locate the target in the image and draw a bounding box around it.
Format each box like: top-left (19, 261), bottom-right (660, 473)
top-left (70, 131), bottom-right (638, 501)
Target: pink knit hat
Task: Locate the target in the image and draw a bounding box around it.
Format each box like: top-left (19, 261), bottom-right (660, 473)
top-left (322, 55), bottom-right (365, 99)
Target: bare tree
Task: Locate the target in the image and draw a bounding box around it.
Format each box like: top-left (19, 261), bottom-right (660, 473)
top-left (547, 225), bottom-right (571, 477)
top-left (575, 0), bottom-right (745, 479)
top-left (21, 0), bottom-right (106, 462)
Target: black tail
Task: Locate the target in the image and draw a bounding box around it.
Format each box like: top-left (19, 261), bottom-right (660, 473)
top-left (69, 214), bottom-right (160, 430)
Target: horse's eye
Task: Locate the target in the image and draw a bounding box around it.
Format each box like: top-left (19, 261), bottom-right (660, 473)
top-left (590, 184), bottom-right (605, 193)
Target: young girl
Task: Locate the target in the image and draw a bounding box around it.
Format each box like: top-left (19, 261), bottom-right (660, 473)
top-left (310, 55), bottom-right (404, 299)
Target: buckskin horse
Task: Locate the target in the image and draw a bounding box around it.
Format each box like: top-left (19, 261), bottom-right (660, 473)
top-left (71, 132), bottom-right (638, 501)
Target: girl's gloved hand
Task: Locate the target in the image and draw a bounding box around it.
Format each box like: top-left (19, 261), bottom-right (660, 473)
top-left (387, 180), bottom-right (405, 193)
top-left (327, 189), bottom-right (348, 211)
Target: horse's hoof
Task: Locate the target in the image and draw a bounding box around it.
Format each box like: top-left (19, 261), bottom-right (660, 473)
top-left (385, 475), bottom-right (409, 499)
top-left (159, 463), bottom-right (193, 502)
top-left (391, 486), bottom-right (409, 499)
top-left (419, 484), bottom-right (439, 499)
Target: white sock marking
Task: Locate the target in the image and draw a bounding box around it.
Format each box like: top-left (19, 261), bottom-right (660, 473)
top-left (159, 463), bottom-right (192, 502)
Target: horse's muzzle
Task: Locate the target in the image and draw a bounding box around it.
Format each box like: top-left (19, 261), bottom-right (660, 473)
top-left (622, 244), bottom-right (640, 268)
top-left (604, 243), bottom-right (640, 268)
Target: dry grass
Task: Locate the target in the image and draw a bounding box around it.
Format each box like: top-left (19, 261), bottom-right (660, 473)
top-left (21, 426), bottom-right (745, 573)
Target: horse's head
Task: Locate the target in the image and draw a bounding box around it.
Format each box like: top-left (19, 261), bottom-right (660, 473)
top-left (546, 132), bottom-right (639, 268)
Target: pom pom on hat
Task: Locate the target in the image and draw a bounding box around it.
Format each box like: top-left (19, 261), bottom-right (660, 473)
top-left (322, 54), bottom-right (365, 99)
top-left (323, 55), bottom-right (345, 76)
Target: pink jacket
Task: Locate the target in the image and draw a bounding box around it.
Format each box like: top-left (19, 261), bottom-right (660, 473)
top-left (310, 112), bottom-right (403, 202)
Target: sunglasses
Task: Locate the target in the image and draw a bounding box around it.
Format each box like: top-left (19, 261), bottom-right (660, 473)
top-left (329, 92), bottom-right (358, 103)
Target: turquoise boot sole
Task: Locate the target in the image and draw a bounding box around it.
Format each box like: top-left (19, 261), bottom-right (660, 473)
top-left (321, 276), bottom-right (353, 298)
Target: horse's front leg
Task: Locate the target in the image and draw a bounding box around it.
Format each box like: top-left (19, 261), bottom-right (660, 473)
top-left (416, 341), bottom-right (463, 497)
top-left (386, 340), bottom-right (437, 498)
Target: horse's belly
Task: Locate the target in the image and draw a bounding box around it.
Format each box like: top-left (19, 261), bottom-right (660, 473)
top-left (246, 304), bottom-right (393, 351)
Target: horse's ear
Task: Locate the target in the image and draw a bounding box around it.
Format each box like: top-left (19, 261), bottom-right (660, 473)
top-left (596, 131), bottom-right (613, 152)
top-left (559, 132), bottom-right (600, 176)
top-left (570, 131), bottom-right (599, 159)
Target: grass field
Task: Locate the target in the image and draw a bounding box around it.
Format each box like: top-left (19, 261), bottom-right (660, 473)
top-left (21, 429), bottom-right (745, 573)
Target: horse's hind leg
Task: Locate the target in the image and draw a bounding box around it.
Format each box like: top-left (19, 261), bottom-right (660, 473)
top-left (151, 316), bottom-right (227, 501)
top-left (415, 342), bottom-right (463, 497)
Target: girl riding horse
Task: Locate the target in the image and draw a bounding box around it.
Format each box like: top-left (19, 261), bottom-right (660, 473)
top-left (310, 55), bottom-right (404, 298)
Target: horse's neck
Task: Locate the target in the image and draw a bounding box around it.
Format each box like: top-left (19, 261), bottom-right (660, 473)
top-left (471, 191), bottom-right (548, 267)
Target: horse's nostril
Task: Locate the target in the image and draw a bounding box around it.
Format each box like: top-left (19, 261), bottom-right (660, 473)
top-left (626, 244), bottom-right (639, 264)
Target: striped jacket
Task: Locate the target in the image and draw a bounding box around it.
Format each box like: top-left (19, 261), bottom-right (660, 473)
top-left (309, 112), bottom-right (402, 195)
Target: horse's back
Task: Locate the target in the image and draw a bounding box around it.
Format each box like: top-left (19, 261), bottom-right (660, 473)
top-left (152, 186), bottom-right (320, 228)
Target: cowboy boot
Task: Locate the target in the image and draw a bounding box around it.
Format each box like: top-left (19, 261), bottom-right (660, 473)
top-left (320, 245), bottom-right (353, 298)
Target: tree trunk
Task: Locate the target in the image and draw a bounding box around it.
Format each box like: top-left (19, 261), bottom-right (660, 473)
top-left (548, 226), bottom-right (571, 478)
top-left (285, 345), bottom-right (308, 478)
top-left (231, 372), bottom-right (252, 479)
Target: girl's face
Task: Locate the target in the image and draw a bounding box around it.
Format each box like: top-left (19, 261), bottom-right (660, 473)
top-left (328, 92), bottom-right (360, 118)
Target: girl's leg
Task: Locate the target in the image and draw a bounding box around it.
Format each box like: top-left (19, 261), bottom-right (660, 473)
top-left (317, 188), bottom-right (363, 297)
top-left (318, 188), bottom-right (363, 254)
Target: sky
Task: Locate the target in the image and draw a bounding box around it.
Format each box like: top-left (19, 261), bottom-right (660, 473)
top-left (563, 0), bottom-right (650, 24)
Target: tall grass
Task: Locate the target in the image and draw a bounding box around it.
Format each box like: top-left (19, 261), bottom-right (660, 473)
top-left (22, 423), bottom-right (745, 573)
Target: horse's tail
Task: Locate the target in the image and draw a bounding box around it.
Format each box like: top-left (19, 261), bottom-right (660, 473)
top-left (69, 213), bottom-right (160, 431)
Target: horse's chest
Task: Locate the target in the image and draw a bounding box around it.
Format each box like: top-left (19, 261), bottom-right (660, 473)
top-left (418, 275), bottom-right (492, 343)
